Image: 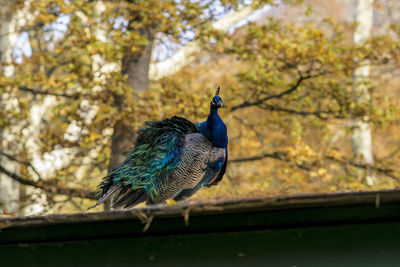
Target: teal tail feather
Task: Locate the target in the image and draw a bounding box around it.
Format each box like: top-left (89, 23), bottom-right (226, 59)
top-left (90, 116), bottom-right (198, 209)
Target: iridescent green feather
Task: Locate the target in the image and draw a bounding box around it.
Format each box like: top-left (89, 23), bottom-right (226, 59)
top-left (99, 116), bottom-right (197, 201)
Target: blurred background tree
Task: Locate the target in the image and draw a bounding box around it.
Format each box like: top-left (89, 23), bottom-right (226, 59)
top-left (0, 0), bottom-right (399, 215)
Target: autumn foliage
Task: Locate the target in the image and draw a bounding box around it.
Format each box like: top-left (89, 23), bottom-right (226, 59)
top-left (0, 0), bottom-right (399, 214)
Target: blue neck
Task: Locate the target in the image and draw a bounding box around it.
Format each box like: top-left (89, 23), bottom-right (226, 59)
top-left (209, 107), bottom-right (218, 115)
top-left (206, 108), bottom-right (228, 148)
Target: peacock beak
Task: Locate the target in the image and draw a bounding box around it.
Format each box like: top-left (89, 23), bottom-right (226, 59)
top-left (217, 101), bottom-right (223, 107)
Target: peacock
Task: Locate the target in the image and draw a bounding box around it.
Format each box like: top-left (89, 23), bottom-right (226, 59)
top-left (89, 87), bottom-right (228, 209)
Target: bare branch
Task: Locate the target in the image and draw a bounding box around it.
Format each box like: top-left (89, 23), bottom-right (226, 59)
top-left (231, 151), bottom-right (400, 182)
top-left (230, 71), bottom-right (328, 112)
top-left (0, 164), bottom-right (97, 200)
top-left (0, 151), bottom-right (43, 180)
top-left (230, 151), bottom-right (311, 171)
top-left (230, 76), bottom-right (304, 112)
top-left (19, 86), bottom-right (79, 99)
top-left (326, 156), bottom-right (400, 181)
top-left (259, 104), bottom-right (345, 120)
top-left (232, 115), bottom-right (265, 146)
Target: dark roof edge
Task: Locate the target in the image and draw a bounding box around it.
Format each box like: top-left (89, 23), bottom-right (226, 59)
top-left (1, 189), bottom-right (399, 230)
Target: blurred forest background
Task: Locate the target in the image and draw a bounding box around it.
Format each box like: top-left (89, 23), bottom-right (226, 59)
top-left (0, 0), bottom-right (399, 215)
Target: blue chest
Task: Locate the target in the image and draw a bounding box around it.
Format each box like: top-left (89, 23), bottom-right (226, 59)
top-left (199, 111), bottom-right (228, 149)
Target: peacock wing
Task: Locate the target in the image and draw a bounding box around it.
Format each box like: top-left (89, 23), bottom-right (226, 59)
top-left (205, 148), bottom-right (227, 187)
top-left (92, 116), bottom-right (198, 209)
top-left (173, 136), bottom-right (226, 201)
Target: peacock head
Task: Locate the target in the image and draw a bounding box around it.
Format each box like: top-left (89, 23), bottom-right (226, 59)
top-left (210, 86), bottom-right (223, 110)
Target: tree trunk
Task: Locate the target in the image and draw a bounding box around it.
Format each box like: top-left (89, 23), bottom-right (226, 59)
top-left (351, 0), bottom-right (375, 185)
top-left (109, 29), bottom-right (154, 171)
top-left (122, 28), bottom-right (154, 92)
top-left (0, 1), bottom-right (20, 213)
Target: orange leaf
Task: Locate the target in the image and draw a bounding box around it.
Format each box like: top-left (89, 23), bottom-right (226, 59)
top-left (374, 2), bottom-right (385, 9)
top-left (3, 207), bottom-right (9, 215)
